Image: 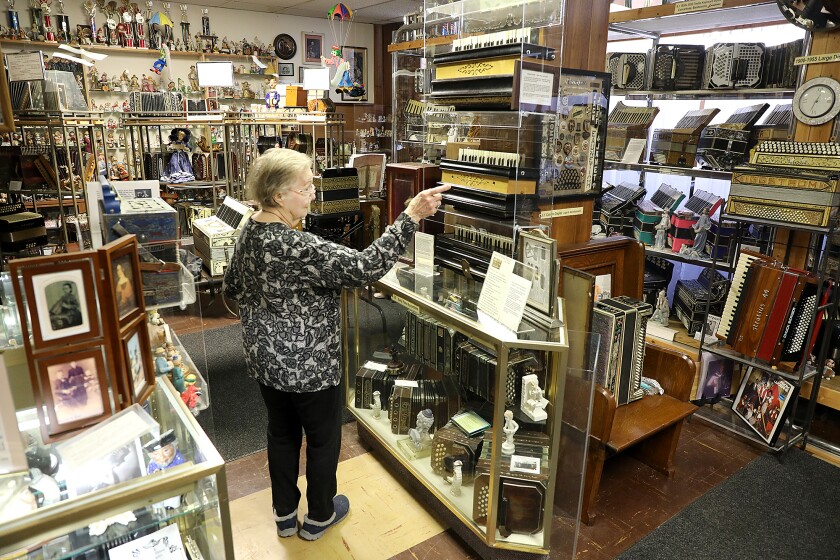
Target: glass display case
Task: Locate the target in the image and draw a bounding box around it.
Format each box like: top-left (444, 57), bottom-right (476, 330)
top-left (0, 377), bottom-right (232, 558)
top-left (342, 262), bottom-right (596, 558)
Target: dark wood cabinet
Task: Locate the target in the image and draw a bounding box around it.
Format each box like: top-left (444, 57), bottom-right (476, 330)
top-left (385, 162), bottom-right (441, 226)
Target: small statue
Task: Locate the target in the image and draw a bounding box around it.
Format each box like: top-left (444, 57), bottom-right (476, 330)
top-left (170, 355), bottom-right (185, 392)
top-left (501, 410), bottom-right (518, 456)
top-left (824, 358), bottom-right (836, 381)
top-left (371, 390), bottom-right (381, 419)
top-left (687, 207), bottom-right (711, 258)
top-left (143, 429), bottom-right (186, 474)
top-left (154, 347), bottom-right (173, 377)
top-left (650, 288), bottom-right (670, 327)
top-left (444, 459), bottom-right (462, 496)
top-left (654, 210), bottom-right (669, 250)
top-left (160, 128), bottom-right (195, 183)
top-left (188, 65), bottom-right (199, 92)
top-left (408, 409), bottom-right (434, 450)
top-left (129, 74), bottom-right (140, 91)
top-left (265, 77), bottom-right (280, 109)
top-left (520, 374), bottom-right (549, 422)
top-left (241, 81), bottom-right (253, 99)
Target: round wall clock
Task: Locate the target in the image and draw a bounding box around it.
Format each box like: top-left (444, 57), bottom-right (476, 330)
top-left (273, 34), bottom-right (297, 60)
top-left (793, 76), bottom-right (840, 126)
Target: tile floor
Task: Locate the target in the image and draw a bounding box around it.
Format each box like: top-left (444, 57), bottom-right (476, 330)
top-left (224, 417), bottom-right (762, 559)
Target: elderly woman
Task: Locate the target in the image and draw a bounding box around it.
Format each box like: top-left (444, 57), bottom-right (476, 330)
top-left (223, 148), bottom-right (447, 541)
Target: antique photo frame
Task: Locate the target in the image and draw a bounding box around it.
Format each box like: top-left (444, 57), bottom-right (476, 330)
top-left (278, 62), bottom-right (294, 77)
top-left (518, 230), bottom-right (558, 316)
top-left (340, 46), bottom-right (368, 102)
top-left (302, 32), bottom-right (324, 64)
top-left (34, 346), bottom-right (112, 439)
top-left (0, 44), bottom-right (15, 133)
top-left (121, 316), bottom-right (155, 405)
top-left (98, 235), bottom-right (144, 325)
top-left (11, 254), bottom-right (102, 350)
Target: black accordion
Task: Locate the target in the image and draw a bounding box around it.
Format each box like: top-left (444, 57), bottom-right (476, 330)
top-left (674, 268), bottom-right (728, 336)
top-left (647, 44), bottom-right (706, 90)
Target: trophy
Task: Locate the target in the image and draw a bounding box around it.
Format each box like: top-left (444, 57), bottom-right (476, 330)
top-left (179, 3), bottom-right (188, 45)
top-left (200, 7), bottom-right (208, 35)
top-left (7, 0), bottom-right (20, 39)
top-left (29, 0), bottom-right (42, 39)
top-left (39, 0), bottom-right (55, 42)
top-left (103, 0), bottom-right (117, 45)
top-left (160, 1), bottom-right (172, 46)
top-left (55, 0), bottom-right (69, 42)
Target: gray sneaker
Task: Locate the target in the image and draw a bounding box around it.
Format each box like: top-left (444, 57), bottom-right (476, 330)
top-left (299, 495), bottom-right (350, 541)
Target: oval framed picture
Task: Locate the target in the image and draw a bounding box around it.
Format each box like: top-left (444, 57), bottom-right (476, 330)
top-left (273, 33), bottom-right (297, 60)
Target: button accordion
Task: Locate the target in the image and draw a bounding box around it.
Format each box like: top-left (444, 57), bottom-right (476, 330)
top-left (702, 43), bottom-right (766, 89)
top-left (696, 103), bottom-right (770, 170)
top-left (649, 108), bottom-right (720, 167)
top-left (647, 44), bottom-right (706, 91)
top-left (607, 52), bottom-right (648, 90)
top-left (674, 268), bottom-right (728, 336)
top-left (599, 182), bottom-right (646, 237)
top-left (605, 102), bottom-right (660, 161)
top-left (668, 189), bottom-right (722, 252)
top-left (750, 103), bottom-right (792, 146)
top-left (633, 183), bottom-right (685, 245)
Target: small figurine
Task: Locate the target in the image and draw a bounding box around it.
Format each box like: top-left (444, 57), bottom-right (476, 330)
top-left (408, 409), bottom-right (434, 450)
top-left (160, 128), bottom-right (195, 184)
top-left (143, 430), bottom-right (186, 474)
top-left (501, 410), bottom-right (518, 456)
top-left (654, 210), bottom-right (669, 250)
top-left (687, 207), bottom-right (711, 258)
top-left (265, 77), bottom-right (280, 109)
top-left (650, 289), bottom-right (670, 327)
top-left (154, 347), bottom-right (173, 377)
top-left (129, 74), bottom-right (140, 92)
top-left (521, 374), bottom-right (549, 422)
top-left (181, 372), bottom-right (202, 412)
top-left (824, 358), bottom-right (836, 381)
top-left (170, 355), bottom-right (185, 392)
top-left (241, 81), bottom-right (253, 99)
top-left (444, 460), bottom-right (462, 496)
top-left (371, 390), bottom-right (381, 419)
top-left (188, 65), bottom-right (199, 92)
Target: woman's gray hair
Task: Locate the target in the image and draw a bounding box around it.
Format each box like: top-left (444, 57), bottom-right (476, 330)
top-left (245, 148), bottom-right (312, 208)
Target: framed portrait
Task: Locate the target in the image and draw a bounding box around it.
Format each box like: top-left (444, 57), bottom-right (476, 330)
top-left (97, 235), bottom-right (144, 326)
top-left (732, 367), bottom-right (797, 445)
top-left (35, 347), bottom-right (111, 439)
top-left (518, 230), bottom-right (558, 315)
top-left (278, 62), bottom-right (294, 77)
top-left (0, 44), bottom-right (14, 133)
top-left (121, 316), bottom-right (155, 405)
top-left (11, 254), bottom-right (101, 350)
top-left (340, 46), bottom-right (368, 102)
top-left (302, 32), bottom-right (324, 64)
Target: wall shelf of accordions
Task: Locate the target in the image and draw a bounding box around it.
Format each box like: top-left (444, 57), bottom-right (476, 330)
top-left (605, 102), bottom-right (660, 161)
top-left (599, 181), bottom-right (646, 237)
top-left (696, 102), bottom-right (770, 170)
top-left (703, 43), bottom-right (766, 89)
top-left (714, 250), bottom-right (824, 372)
top-left (633, 183), bottom-right (685, 245)
top-left (668, 189), bottom-right (723, 253)
top-left (650, 108), bottom-right (720, 167)
top-left (430, 27), bottom-right (557, 110)
top-left (727, 141), bottom-right (840, 228)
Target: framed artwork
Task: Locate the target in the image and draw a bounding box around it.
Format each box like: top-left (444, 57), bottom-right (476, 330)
top-left (556, 237), bottom-right (644, 301)
top-left (121, 316), bottom-right (155, 405)
top-left (303, 32), bottom-right (324, 64)
top-left (340, 46), bottom-right (368, 102)
top-left (278, 63), bottom-right (294, 77)
top-left (696, 354), bottom-right (734, 400)
top-left (732, 368), bottom-right (797, 444)
top-left (0, 44), bottom-right (14, 133)
top-left (518, 230), bottom-right (558, 316)
top-left (65, 439), bottom-right (144, 498)
top-left (98, 235), bottom-right (144, 325)
top-left (35, 347), bottom-right (111, 439)
top-left (11, 254), bottom-right (101, 349)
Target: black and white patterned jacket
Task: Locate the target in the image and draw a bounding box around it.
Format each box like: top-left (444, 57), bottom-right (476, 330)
top-left (223, 213), bottom-right (416, 392)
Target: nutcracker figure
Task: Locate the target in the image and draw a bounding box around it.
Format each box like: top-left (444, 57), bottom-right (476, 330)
top-left (134, 7), bottom-right (145, 48)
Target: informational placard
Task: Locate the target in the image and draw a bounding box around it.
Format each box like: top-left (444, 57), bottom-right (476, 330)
top-left (674, 0), bottom-right (724, 14)
top-left (477, 252), bottom-right (532, 333)
top-left (621, 139), bottom-right (647, 163)
top-left (519, 69), bottom-right (554, 108)
top-left (6, 51), bottom-right (46, 82)
top-left (108, 523), bottom-right (187, 560)
top-left (540, 206), bottom-right (584, 219)
top-left (794, 52), bottom-right (840, 66)
top-left (58, 404), bottom-right (158, 469)
top-left (414, 232), bottom-right (435, 274)
top-left (363, 360), bottom-right (387, 372)
top-left (0, 357), bottom-right (27, 475)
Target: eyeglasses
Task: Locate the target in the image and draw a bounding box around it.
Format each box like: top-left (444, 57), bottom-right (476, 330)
top-left (293, 184), bottom-right (316, 195)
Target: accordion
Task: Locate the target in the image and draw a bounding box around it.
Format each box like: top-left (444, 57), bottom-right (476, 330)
top-left (599, 182), bottom-right (646, 237)
top-left (696, 103), bottom-right (770, 170)
top-left (607, 52), bottom-right (647, 90)
top-left (128, 92), bottom-right (184, 115)
top-left (668, 189), bottom-right (723, 252)
top-left (703, 43), bottom-right (765, 89)
top-left (750, 103), bottom-right (792, 146)
top-left (0, 202), bottom-right (47, 252)
top-left (647, 44), bottom-right (706, 90)
top-left (310, 167), bottom-right (360, 215)
top-left (430, 422), bottom-right (484, 482)
top-left (706, 218), bottom-right (738, 261)
top-left (592, 295), bottom-right (652, 405)
top-left (605, 102), bottom-right (660, 161)
top-left (763, 40), bottom-right (803, 89)
top-left (633, 183), bottom-right (685, 245)
top-left (674, 268), bottom-right (728, 336)
top-left (649, 108), bottom-right (720, 167)
top-left (643, 255), bottom-right (674, 307)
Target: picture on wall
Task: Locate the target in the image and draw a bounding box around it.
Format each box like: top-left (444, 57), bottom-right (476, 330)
top-left (303, 32), bottom-right (324, 63)
top-left (518, 230), bottom-right (557, 316)
top-left (278, 63), bottom-right (294, 77)
top-left (340, 46), bottom-right (368, 102)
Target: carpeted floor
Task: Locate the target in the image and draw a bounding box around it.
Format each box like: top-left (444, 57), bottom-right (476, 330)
top-left (618, 448), bottom-right (840, 560)
top-left (179, 296), bottom-right (406, 461)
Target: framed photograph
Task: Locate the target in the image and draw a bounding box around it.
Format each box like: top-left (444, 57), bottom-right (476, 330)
top-left (518, 230), bottom-right (558, 315)
top-left (97, 235), bottom-right (144, 325)
top-left (302, 32), bottom-right (324, 64)
top-left (695, 354), bottom-right (734, 400)
top-left (278, 62), bottom-right (294, 77)
top-left (732, 368), bottom-right (797, 444)
top-left (121, 316), bottom-right (155, 405)
top-left (340, 46), bottom-right (368, 102)
top-left (11, 254), bottom-right (101, 349)
top-left (0, 44), bottom-right (14, 133)
top-left (65, 439), bottom-right (144, 498)
top-left (35, 347), bottom-right (111, 439)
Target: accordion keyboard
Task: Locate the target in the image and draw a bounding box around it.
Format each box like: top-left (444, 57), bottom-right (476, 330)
top-left (716, 250), bottom-right (768, 341)
top-left (451, 27), bottom-right (532, 51)
top-left (458, 148), bottom-right (521, 167)
top-left (755, 141), bottom-right (840, 156)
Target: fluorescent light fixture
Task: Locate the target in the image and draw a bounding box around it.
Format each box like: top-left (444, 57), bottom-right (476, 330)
top-left (58, 43), bottom-right (108, 61)
top-left (52, 52), bottom-right (94, 66)
top-left (196, 61), bottom-right (235, 87)
top-left (252, 55), bottom-right (267, 69)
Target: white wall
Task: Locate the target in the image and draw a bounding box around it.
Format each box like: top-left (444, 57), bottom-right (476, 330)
top-left (4, 0), bottom-right (377, 104)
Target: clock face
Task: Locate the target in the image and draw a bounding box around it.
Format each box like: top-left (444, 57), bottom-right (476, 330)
top-left (793, 76), bottom-right (840, 126)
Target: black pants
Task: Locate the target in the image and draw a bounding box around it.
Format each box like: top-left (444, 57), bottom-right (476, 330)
top-left (258, 382), bottom-right (342, 522)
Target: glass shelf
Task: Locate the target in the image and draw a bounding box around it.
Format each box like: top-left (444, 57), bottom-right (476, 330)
top-left (604, 160), bottom-right (733, 181)
top-left (701, 343), bottom-right (819, 383)
top-left (613, 88), bottom-right (794, 101)
top-left (693, 398), bottom-right (804, 452)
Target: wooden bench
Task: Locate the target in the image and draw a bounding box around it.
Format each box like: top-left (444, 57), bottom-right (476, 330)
top-left (578, 343), bottom-right (698, 525)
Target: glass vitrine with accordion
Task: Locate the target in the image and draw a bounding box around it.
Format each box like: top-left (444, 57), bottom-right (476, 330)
top-left (342, 264), bottom-right (596, 556)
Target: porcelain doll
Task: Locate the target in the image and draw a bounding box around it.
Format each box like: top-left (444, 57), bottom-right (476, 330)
top-left (501, 410), bottom-right (518, 456)
top-left (143, 430), bottom-right (186, 475)
top-left (160, 128), bottom-right (195, 183)
top-left (650, 289), bottom-right (670, 327)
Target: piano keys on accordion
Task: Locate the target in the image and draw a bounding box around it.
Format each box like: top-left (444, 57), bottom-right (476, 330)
top-left (695, 103), bottom-right (770, 171)
top-left (435, 212), bottom-right (515, 278)
top-left (633, 183), bottom-right (685, 245)
top-left (430, 29), bottom-right (557, 111)
top-left (599, 181), bottom-right (646, 237)
top-left (605, 102), bottom-right (660, 162)
top-left (649, 108), bottom-right (720, 167)
top-left (668, 189), bottom-right (722, 252)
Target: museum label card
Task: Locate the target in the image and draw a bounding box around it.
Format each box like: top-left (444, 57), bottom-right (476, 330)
top-left (478, 252), bottom-right (532, 333)
top-left (414, 232), bottom-right (435, 274)
top-left (108, 523), bottom-right (187, 560)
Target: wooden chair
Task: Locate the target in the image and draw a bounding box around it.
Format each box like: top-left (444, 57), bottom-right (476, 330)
top-left (575, 343), bottom-right (698, 525)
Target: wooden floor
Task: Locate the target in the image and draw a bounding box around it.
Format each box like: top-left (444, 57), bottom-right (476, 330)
top-left (224, 417), bottom-right (762, 559)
